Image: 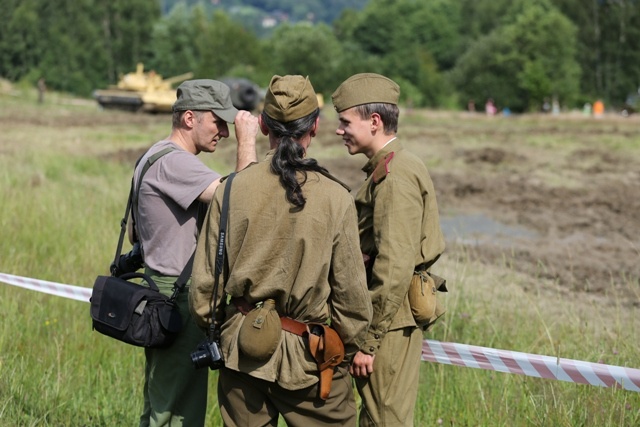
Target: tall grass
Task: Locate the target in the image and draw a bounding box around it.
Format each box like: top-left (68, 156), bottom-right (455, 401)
top-left (419, 255), bottom-right (639, 426)
top-left (1, 93), bottom-right (639, 426)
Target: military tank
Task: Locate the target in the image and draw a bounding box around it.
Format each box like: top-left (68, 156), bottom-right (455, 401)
top-left (220, 77), bottom-right (265, 111)
top-left (94, 63), bottom-right (193, 113)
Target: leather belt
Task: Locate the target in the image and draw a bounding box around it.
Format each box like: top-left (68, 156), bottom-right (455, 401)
top-left (231, 296), bottom-right (344, 401)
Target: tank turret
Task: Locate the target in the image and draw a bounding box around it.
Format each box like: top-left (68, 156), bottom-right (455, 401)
top-left (94, 63), bottom-right (193, 113)
top-left (220, 77), bottom-right (265, 111)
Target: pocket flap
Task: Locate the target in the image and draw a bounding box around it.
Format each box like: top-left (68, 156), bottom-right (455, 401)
top-left (90, 276), bottom-right (150, 331)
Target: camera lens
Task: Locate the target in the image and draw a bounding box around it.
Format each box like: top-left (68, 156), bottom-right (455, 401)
top-left (190, 350), bottom-right (211, 369)
top-left (112, 242), bottom-right (144, 276)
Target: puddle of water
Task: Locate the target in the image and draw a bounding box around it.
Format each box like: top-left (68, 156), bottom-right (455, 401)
top-left (440, 213), bottom-right (538, 246)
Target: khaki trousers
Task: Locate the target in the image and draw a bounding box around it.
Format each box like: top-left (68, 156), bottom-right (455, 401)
top-left (355, 327), bottom-right (423, 427)
top-left (218, 365), bottom-right (357, 427)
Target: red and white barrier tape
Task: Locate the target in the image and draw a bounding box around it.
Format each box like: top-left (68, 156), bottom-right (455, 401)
top-left (422, 340), bottom-right (640, 392)
top-left (0, 272), bottom-right (91, 302)
top-left (2, 271), bottom-right (639, 392)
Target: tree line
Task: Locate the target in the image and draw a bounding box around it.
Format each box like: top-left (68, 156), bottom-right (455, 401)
top-left (161, 0), bottom-right (369, 28)
top-left (1, 0), bottom-right (638, 112)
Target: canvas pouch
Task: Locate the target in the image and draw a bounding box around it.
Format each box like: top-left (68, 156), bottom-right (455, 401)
top-left (237, 299), bottom-right (282, 360)
top-left (408, 271), bottom-right (447, 331)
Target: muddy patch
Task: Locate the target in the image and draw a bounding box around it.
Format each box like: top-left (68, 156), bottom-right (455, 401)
top-left (432, 142), bottom-right (640, 304)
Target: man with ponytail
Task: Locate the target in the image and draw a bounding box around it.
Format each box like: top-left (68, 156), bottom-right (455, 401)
top-left (190, 75), bottom-right (372, 426)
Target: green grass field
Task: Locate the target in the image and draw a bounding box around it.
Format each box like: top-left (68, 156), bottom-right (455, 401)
top-left (1, 89), bottom-right (639, 426)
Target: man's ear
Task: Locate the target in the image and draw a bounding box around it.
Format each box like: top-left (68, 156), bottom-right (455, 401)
top-left (258, 114), bottom-right (269, 136)
top-left (182, 110), bottom-right (197, 129)
top-left (370, 113), bottom-right (383, 132)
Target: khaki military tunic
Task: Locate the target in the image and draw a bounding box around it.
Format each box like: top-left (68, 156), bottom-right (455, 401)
top-left (190, 151), bottom-right (372, 391)
top-left (356, 138), bottom-right (445, 355)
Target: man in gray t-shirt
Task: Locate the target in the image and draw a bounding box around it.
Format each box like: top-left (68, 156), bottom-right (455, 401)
top-left (135, 140), bottom-right (221, 277)
top-left (133, 79), bottom-right (258, 427)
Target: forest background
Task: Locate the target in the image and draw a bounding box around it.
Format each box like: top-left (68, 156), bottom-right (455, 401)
top-left (1, 0), bottom-right (639, 113)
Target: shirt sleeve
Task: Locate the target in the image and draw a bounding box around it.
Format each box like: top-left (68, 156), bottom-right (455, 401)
top-left (158, 151), bottom-right (220, 210)
top-left (328, 199), bottom-right (373, 360)
top-left (361, 173), bottom-right (423, 354)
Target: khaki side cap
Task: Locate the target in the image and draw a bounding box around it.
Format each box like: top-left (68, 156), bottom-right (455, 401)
top-left (331, 73), bottom-right (400, 112)
top-left (263, 75), bottom-right (318, 122)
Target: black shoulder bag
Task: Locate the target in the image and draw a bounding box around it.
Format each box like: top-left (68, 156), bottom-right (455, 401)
top-left (90, 147), bottom-right (193, 348)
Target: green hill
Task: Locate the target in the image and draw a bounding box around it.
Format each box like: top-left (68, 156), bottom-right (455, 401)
top-left (162, 0), bottom-right (368, 34)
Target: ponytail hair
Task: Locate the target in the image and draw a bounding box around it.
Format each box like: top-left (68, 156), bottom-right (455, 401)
top-left (261, 108), bottom-right (326, 209)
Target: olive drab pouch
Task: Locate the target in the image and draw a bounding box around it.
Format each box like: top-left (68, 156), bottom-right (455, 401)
top-left (237, 299), bottom-right (282, 360)
top-left (408, 271), bottom-right (447, 331)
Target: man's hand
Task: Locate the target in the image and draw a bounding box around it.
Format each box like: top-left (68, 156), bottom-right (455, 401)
top-left (349, 351), bottom-right (375, 378)
top-left (234, 110), bottom-right (259, 146)
top-left (233, 110), bottom-right (259, 170)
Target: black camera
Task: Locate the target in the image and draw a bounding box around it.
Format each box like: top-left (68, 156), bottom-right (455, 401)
top-left (111, 241), bottom-right (144, 276)
top-left (191, 339), bottom-right (225, 370)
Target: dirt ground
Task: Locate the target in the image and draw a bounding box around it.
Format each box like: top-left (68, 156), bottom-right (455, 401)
top-left (434, 147), bottom-right (640, 300)
top-left (315, 111), bottom-right (640, 310)
top-left (90, 108), bottom-right (640, 310)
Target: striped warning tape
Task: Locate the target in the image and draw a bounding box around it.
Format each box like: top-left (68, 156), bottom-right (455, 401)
top-left (422, 340), bottom-right (640, 392)
top-left (0, 272), bottom-right (91, 302)
top-left (2, 271), bottom-right (639, 392)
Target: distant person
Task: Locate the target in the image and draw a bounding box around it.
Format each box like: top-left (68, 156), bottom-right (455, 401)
top-left (190, 75), bottom-right (372, 426)
top-left (583, 102), bottom-right (592, 116)
top-left (467, 99), bottom-right (476, 113)
top-left (133, 79), bottom-right (258, 427)
top-left (485, 98), bottom-right (497, 116)
top-left (37, 78), bottom-right (46, 104)
top-left (552, 97), bottom-right (560, 115)
top-left (593, 99), bottom-right (604, 118)
top-left (332, 73), bottom-right (446, 426)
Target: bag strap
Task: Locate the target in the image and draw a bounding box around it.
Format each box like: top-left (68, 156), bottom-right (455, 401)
top-left (132, 147), bottom-right (176, 225)
top-left (170, 249), bottom-right (195, 299)
top-left (208, 172), bottom-right (236, 338)
top-left (110, 179), bottom-right (135, 276)
top-left (215, 173), bottom-right (236, 277)
top-left (110, 147), bottom-right (176, 276)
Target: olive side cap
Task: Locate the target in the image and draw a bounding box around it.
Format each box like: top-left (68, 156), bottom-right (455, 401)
top-left (263, 75), bottom-right (318, 122)
top-left (331, 73), bottom-right (400, 112)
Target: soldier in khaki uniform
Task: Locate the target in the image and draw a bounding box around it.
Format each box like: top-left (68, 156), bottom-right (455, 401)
top-left (190, 75), bottom-right (373, 426)
top-left (332, 73), bottom-right (446, 427)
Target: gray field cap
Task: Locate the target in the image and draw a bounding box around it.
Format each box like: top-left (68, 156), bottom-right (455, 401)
top-left (172, 79), bottom-right (238, 124)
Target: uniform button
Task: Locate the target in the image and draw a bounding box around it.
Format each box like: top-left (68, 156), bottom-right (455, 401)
top-left (374, 334), bottom-right (380, 339)
top-left (369, 347), bottom-right (375, 352)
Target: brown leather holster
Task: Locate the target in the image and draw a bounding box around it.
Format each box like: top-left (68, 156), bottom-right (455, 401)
top-left (231, 297), bottom-right (344, 400)
top-left (305, 323), bottom-right (344, 400)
